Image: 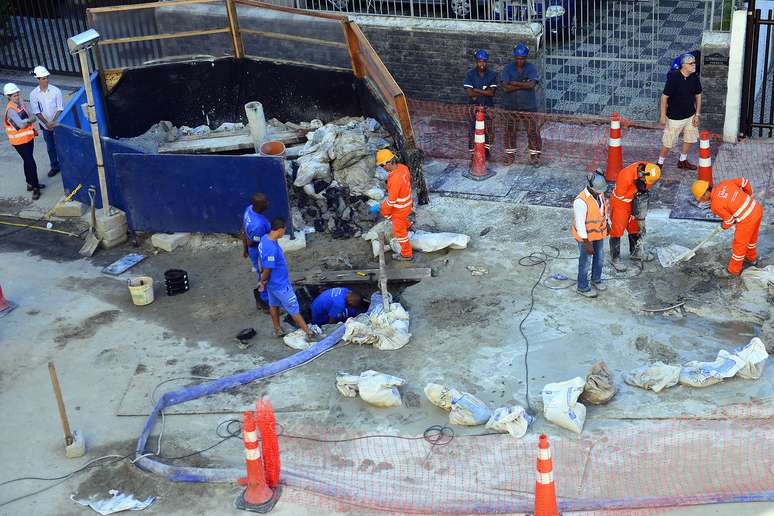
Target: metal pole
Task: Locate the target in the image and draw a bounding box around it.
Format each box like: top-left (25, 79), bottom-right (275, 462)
top-left (77, 50), bottom-right (111, 217)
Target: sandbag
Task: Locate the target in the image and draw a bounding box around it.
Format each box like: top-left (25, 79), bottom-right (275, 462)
top-left (336, 372), bottom-right (360, 398)
top-left (579, 360), bottom-right (617, 405)
top-left (733, 337), bottom-right (769, 379)
top-left (624, 361), bottom-right (681, 392)
top-left (423, 383), bottom-right (460, 411)
top-left (294, 152), bottom-right (331, 187)
top-left (449, 392), bottom-right (491, 426)
top-left (342, 301), bottom-right (411, 351)
top-left (485, 405), bottom-right (534, 438)
top-left (333, 158), bottom-right (377, 196)
top-left (283, 328), bottom-right (312, 350)
top-left (409, 230), bottom-right (470, 253)
top-left (356, 370), bottom-right (405, 408)
top-left (331, 130), bottom-right (370, 171)
top-left (541, 377), bottom-right (586, 434)
top-left (679, 350), bottom-right (745, 387)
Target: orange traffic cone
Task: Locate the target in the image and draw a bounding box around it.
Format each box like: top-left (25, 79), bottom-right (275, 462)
top-left (464, 106), bottom-right (496, 181)
top-left (0, 284), bottom-right (15, 318)
top-left (604, 112), bottom-right (623, 182)
top-left (697, 131), bottom-right (714, 186)
top-left (235, 411), bottom-right (281, 513)
top-left (534, 434), bottom-right (559, 516)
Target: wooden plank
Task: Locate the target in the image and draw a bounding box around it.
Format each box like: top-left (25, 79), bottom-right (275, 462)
top-left (88, 0), bottom-right (219, 14)
top-left (292, 268), bottom-right (431, 285)
top-left (100, 28), bottom-right (231, 46)
top-left (235, 0), bottom-right (349, 22)
top-left (241, 28), bottom-right (347, 49)
top-left (158, 127), bottom-right (305, 154)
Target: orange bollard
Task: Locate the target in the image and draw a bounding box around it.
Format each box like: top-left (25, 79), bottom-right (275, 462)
top-left (464, 106), bottom-right (496, 181)
top-left (604, 112), bottom-right (623, 182)
top-left (697, 131), bottom-right (714, 186)
top-left (534, 434), bottom-right (559, 516)
top-left (235, 411), bottom-right (281, 513)
top-left (0, 284), bottom-right (15, 318)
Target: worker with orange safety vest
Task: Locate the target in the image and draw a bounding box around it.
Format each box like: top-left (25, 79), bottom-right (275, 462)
top-left (371, 149), bottom-right (414, 261)
top-left (608, 161), bottom-right (661, 271)
top-left (572, 171), bottom-right (609, 298)
top-left (691, 178), bottom-right (763, 277)
top-left (4, 82), bottom-right (42, 200)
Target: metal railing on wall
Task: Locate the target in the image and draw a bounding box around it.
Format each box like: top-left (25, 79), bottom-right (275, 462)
top-left (704, 0), bottom-right (743, 32)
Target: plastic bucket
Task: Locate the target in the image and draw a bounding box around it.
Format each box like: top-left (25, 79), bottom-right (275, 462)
top-left (259, 140), bottom-right (286, 158)
top-left (128, 276), bottom-right (155, 306)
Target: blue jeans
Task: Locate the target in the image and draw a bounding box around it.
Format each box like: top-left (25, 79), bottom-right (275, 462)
top-left (41, 128), bottom-right (60, 171)
top-left (577, 239), bottom-right (604, 292)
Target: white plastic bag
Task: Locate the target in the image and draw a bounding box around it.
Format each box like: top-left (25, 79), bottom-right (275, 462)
top-left (542, 377), bottom-right (586, 434)
top-left (294, 152), bottom-right (331, 187)
top-left (336, 372), bottom-right (360, 398)
top-left (283, 328), bottom-right (312, 350)
top-left (679, 350), bottom-right (746, 387)
top-left (424, 383), bottom-right (460, 411)
top-left (623, 361), bottom-right (681, 393)
top-left (410, 230), bottom-right (470, 253)
top-left (733, 337), bottom-right (769, 379)
top-left (485, 405), bottom-right (534, 438)
top-left (356, 370), bottom-right (405, 408)
top-left (449, 392), bottom-right (491, 426)
top-left (342, 302), bottom-right (411, 351)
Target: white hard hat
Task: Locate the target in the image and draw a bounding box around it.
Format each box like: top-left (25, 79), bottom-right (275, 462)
top-left (33, 66), bottom-right (50, 78)
top-left (3, 83), bottom-right (20, 96)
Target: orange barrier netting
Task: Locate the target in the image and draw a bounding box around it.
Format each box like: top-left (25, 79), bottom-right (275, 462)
top-left (263, 402), bottom-right (773, 514)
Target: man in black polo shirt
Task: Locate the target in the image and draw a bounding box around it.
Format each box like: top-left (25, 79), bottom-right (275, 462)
top-left (464, 49), bottom-right (497, 153)
top-left (657, 53), bottom-right (702, 170)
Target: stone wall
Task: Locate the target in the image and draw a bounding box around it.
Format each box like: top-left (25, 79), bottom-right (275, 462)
top-left (700, 31), bottom-right (732, 135)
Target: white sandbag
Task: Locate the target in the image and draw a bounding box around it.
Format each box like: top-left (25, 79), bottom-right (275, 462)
top-left (449, 392), bottom-right (491, 426)
top-left (541, 377), bottom-right (586, 434)
top-left (331, 130), bottom-right (370, 171)
top-left (679, 350), bottom-right (746, 387)
top-left (485, 405), bottom-right (534, 438)
top-left (410, 230), bottom-right (470, 253)
top-left (294, 152), bottom-right (331, 187)
top-left (357, 370), bottom-right (405, 408)
top-left (301, 125), bottom-right (338, 156)
top-left (624, 361), bottom-right (681, 392)
top-left (283, 328), bottom-right (312, 350)
top-left (342, 302), bottom-right (411, 350)
top-left (363, 220), bottom-right (393, 242)
top-left (336, 372), bottom-right (360, 398)
top-left (333, 158), bottom-right (377, 196)
top-left (424, 383), bottom-right (460, 411)
top-left (733, 337), bottom-right (768, 379)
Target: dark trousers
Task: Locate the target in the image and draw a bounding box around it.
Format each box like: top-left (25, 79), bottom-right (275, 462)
top-left (505, 111), bottom-right (542, 154)
top-left (13, 141), bottom-right (40, 189)
top-left (41, 128), bottom-right (60, 171)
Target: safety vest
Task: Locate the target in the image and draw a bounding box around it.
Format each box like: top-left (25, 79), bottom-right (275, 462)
top-left (381, 163), bottom-right (413, 218)
top-left (4, 102), bottom-right (35, 146)
top-left (572, 188), bottom-right (609, 241)
top-left (711, 178), bottom-right (758, 229)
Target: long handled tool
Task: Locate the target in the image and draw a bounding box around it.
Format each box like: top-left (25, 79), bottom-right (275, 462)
top-left (79, 186), bottom-right (101, 257)
top-left (48, 361), bottom-right (86, 458)
top-left (659, 226), bottom-right (723, 268)
top-left (377, 232), bottom-right (391, 312)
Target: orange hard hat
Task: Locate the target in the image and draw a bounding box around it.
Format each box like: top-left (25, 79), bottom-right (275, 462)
top-left (691, 180), bottom-right (710, 201)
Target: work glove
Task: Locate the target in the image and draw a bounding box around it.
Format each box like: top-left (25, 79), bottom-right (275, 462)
top-left (369, 204), bottom-right (381, 215)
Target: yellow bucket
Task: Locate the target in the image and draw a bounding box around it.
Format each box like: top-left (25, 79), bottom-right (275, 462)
top-left (128, 276), bottom-right (154, 306)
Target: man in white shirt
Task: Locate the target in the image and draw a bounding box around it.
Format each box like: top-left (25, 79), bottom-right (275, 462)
top-left (29, 66), bottom-right (63, 177)
top-left (571, 171), bottom-right (610, 298)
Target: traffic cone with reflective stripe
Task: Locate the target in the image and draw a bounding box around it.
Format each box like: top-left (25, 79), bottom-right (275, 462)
top-left (604, 112), bottom-right (623, 182)
top-left (697, 131), bottom-right (714, 186)
top-left (534, 434), bottom-right (559, 516)
top-left (0, 284), bottom-right (15, 318)
top-left (235, 411), bottom-right (281, 513)
top-left (464, 106), bottom-right (496, 181)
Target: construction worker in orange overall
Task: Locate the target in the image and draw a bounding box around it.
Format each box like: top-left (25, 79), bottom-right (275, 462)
top-left (372, 149), bottom-right (413, 261)
top-left (691, 178), bottom-right (763, 277)
top-left (609, 161), bottom-right (661, 271)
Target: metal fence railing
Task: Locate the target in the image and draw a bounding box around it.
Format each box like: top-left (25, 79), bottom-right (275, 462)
top-left (703, 0), bottom-right (742, 32)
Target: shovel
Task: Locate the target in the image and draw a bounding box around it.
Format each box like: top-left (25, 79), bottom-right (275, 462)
top-left (79, 187), bottom-right (101, 257)
top-left (657, 226), bottom-right (723, 268)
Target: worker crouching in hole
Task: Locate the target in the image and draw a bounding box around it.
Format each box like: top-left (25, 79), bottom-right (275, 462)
top-left (573, 171), bottom-right (609, 298)
top-left (311, 287), bottom-right (364, 326)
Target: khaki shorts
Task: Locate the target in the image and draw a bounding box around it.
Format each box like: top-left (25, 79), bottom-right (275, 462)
top-left (661, 116), bottom-right (699, 149)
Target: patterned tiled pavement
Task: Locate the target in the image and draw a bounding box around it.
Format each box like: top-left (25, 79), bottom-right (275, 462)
top-left (542, 0), bottom-right (707, 121)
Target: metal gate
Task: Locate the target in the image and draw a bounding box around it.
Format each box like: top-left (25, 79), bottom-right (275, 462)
top-left (741, 0), bottom-right (774, 138)
top-left (0, 0), bottom-right (147, 74)
top-left (541, 0), bottom-right (664, 121)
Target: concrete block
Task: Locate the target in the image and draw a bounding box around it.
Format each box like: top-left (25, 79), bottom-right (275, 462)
top-left (151, 232), bottom-right (191, 253)
top-left (95, 209), bottom-right (128, 233)
top-left (278, 231), bottom-right (306, 253)
top-left (54, 201), bottom-right (86, 218)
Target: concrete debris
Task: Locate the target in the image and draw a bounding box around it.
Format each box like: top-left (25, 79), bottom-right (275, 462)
top-left (150, 232), bottom-right (190, 253)
top-left (466, 265), bottom-right (488, 276)
top-left (343, 298), bottom-right (410, 350)
top-left (541, 377), bottom-right (586, 434)
top-left (71, 490), bottom-right (155, 515)
top-left (278, 231), bottom-right (306, 253)
top-left (336, 370), bottom-right (405, 407)
top-left (624, 361), bottom-right (681, 393)
top-left (579, 360), bottom-right (617, 405)
top-left (485, 405), bottom-right (534, 438)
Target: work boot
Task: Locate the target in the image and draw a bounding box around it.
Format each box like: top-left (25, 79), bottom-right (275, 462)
top-left (32, 188), bottom-right (41, 200)
top-left (629, 234), bottom-right (654, 262)
top-left (716, 268), bottom-right (741, 279)
top-left (677, 160), bottom-right (697, 170)
top-left (577, 288), bottom-right (598, 298)
top-left (610, 237), bottom-right (628, 272)
top-left (392, 253), bottom-right (414, 262)
top-left (591, 281), bottom-right (607, 291)
top-left (503, 152), bottom-right (516, 165)
top-left (47, 169), bottom-right (60, 178)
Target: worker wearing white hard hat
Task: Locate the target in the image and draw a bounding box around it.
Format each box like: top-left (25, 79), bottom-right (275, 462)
top-left (4, 82), bottom-right (43, 200)
top-left (30, 65), bottom-right (63, 178)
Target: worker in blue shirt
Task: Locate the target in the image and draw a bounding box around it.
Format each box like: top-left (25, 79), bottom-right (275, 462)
top-left (241, 192), bottom-right (271, 311)
top-left (311, 288), bottom-right (363, 326)
top-left (464, 49), bottom-right (497, 153)
top-left (258, 218), bottom-right (320, 339)
top-left (501, 43), bottom-right (542, 165)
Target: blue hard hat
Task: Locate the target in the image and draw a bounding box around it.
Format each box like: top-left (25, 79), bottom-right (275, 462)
top-left (513, 43), bottom-right (529, 57)
top-left (474, 49), bottom-right (489, 61)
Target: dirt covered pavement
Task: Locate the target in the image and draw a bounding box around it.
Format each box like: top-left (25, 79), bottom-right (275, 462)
top-left (1, 190), bottom-right (773, 515)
